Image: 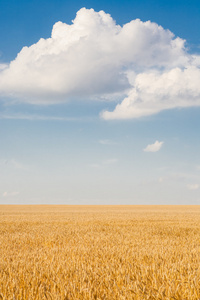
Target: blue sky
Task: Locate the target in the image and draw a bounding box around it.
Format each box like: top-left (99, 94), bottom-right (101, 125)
top-left (1, 0), bottom-right (200, 204)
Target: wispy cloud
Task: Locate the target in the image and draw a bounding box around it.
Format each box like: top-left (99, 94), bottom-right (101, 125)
top-left (89, 163), bottom-right (102, 169)
top-left (0, 113), bottom-right (84, 122)
top-left (103, 159), bottom-right (118, 165)
top-left (0, 158), bottom-right (27, 170)
top-left (187, 184), bottom-right (199, 190)
top-left (3, 191), bottom-right (19, 197)
top-left (144, 141), bottom-right (164, 152)
top-left (98, 139), bottom-right (116, 145)
top-left (89, 158), bottom-right (118, 169)
top-left (158, 171), bottom-right (200, 190)
top-left (158, 177), bottom-right (164, 183)
top-left (10, 159), bottom-right (27, 170)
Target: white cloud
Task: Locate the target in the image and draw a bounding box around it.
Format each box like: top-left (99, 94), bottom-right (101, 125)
top-left (89, 158), bottom-right (118, 168)
top-left (3, 191), bottom-right (19, 197)
top-left (103, 158), bottom-right (118, 164)
top-left (1, 8), bottom-right (200, 119)
top-left (158, 172), bottom-right (200, 187)
top-left (187, 184), bottom-right (199, 190)
top-left (0, 64), bottom-right (8, 71)
top-left (10, 159), bottom-right (27, 170)
top-left (0, 113), bottom-right (82, 121)
top-left (158, 177), bottom-right (164, 183)
top-left (89, 163), bottom-right (102, 169)
top-left (102, 65), bottom-right (200, 119)
top-left (99, 139), bottom-right (116, 145)
top-left (0, 7), bottom-right (188, 105)
top-left (0, 158), bottom-right (27, 170)
top-left (144, 140), bottom-right (163, 152)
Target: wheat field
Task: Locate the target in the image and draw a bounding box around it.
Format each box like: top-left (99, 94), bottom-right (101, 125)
top-left (0, 205), bottom-right (200, 299)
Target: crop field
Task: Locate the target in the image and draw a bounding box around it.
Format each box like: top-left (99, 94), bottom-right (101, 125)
top-left (0, 205), bottom-right (200, 299)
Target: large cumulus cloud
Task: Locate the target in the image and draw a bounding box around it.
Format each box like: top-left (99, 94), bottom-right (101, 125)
top-left (0, 7), bottom-right (199, 118)
top-left (102, 64), bottom-right (200, 119)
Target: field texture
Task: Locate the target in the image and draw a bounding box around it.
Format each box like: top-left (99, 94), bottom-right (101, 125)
top-left (0, 205), bottom-right (200, 299)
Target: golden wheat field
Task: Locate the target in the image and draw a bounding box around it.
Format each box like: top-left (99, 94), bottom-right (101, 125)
top-left (0, 205), bottom-right (200, 300)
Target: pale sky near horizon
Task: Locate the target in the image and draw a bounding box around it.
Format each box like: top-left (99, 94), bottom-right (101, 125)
top-left (1, 0), bottom-right (200, 204)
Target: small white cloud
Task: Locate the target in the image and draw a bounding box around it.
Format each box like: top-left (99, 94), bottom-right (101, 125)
top-left (11, 191), bottom-right (20, 196)
top-left (89, 158), bottom-right (118, 168)
top-left (10, 159), bottom-right (26, 170)
top-left (3, 191), bottom-right (19, 197)
top-left (0, 158), bottom-right (27, 169)
top-left (89, 163), bottom-right (102, 169)
top-left (99, 139), bottom-right (116, 145)
top-left (187, 184), bottom-right (199, 190)
top-left (103, 158), bottom-right (118, 165)
top-left (144, 140), bottom-right (164, 152)
top-left (0, 113), bottom-right (80, 121)
top-left (158, 177), bottom-right (164, 183)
